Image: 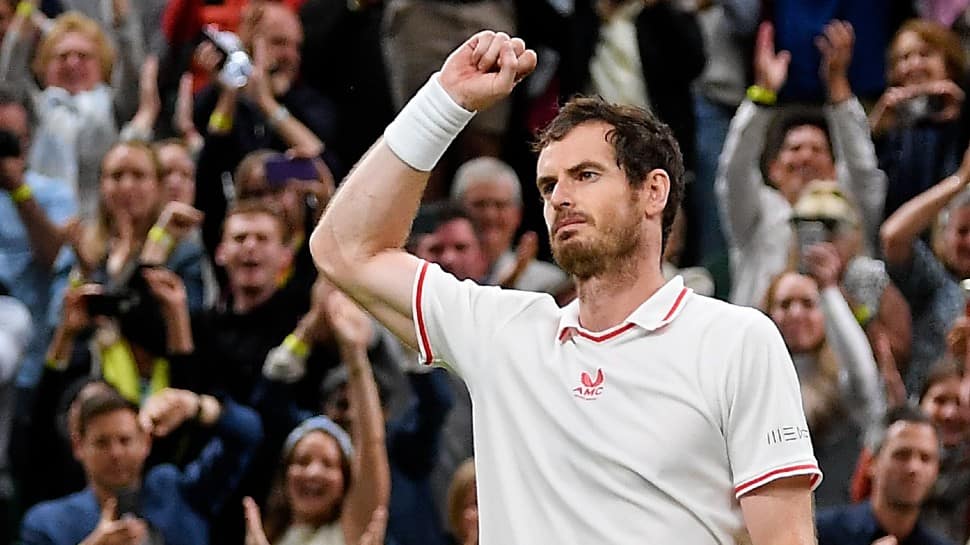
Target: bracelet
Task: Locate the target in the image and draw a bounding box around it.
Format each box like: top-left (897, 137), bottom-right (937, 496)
top-left (283, 333), bottom-right (310, 358)
top-left (45, 356), bottom-right (67, 371)
top-left (384, 72), bottom-right (475, 172)
top-left (208, 112), bottom-right (233, 132)
top-left (147, 225), bottom-right (175, 253)
top-left (15, 1), bottom-right (33, 18)
top-left (269, 104), bottom-right (291, 128)
top-left (747, 85), bottom-right (778, 106)
top-left (9, 184), bottom-right (32, 204)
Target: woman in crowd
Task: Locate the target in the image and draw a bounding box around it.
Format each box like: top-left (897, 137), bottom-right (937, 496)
top-left (871, 19), bottom-right (968, 218)
top-left (245, 290), bottom-right (389, 545)
top-left (763, 265), bottom-right (885, 507)
top-left (0, 8), bottom-right (143, 218)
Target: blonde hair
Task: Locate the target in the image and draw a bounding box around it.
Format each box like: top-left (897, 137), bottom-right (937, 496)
top-left (762, 271), bottom-right (844, 434)
top-left (33, 11), bottom-right (115, 86)
top-left (81, 142), bottom-right (163, 266)
top-left (447, 459), bottom-right (477, 541)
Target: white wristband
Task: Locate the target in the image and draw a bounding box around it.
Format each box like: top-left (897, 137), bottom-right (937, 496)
top-left (384, 73), bottom-right (475, 172)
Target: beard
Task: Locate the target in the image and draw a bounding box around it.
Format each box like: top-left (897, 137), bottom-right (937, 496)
top-left (550, 205), bottom-right (641, 280)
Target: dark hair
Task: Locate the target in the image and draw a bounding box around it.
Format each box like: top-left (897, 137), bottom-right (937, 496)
top-left (918, 359), bottom-right (964, 402)
top-left (534, 96), bottom-right (685, 253)
top-left (262, 429), bottom-right (353, 541)
top-left (761, 107), bottom-right (834, 182)
top-left (0, 81), bottom-right (34, 127)
top-left (77, 388), bottom-right (138, 437)
top-left (871, 405), bottom-right (935, 455)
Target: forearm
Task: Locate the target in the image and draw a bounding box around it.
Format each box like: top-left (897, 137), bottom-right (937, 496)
top-left (206, 89), bottom-right (238, 136)
top-left (881, 172), bottom-right (967, 262)
top-left (260, 97), bottom-right (323, 156)
top-left (714, 101), bottom-right (772, 245)
top-left (110, 13), bottom-right (145, 122)
top-left (163, 305), bottom-right (193, 354)
top-left (46, 326), bottom-right (76, 368)
top-left (11, 191), bottom-right (67, 271)
top-left (820, 287), bottom-right (884, 428)
top-left (344, 346), bottom-right (390, 496)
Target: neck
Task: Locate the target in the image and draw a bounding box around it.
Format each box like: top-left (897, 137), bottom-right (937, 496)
top-left (575, 252), bottom-right (665, 332)
top-left (91, 482), bottom-right (138, 505)
top-left (232, 285), bottom-right (277, 314)
top-left (483, 241), bottom-right (505, 270)
top-left (871, 496), bottom-right (921, 540)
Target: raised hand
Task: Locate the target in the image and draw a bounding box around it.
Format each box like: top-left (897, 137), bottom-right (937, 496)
top-left (81, 498), bottom-right (148, 545)
top-left (816, 20), bottom-right (854, 103)
top-left (142, 267), bottom-right (188, 313)
top-left (61, 284), bottom-right (102, 335)
top-left (138, 388), bottom-right (200, 437)
top-left (754, 22), bottom-right (790, 94)
top-left (326, 290), bottom-right (374, 353)
top-left (497, 231), bottom-right (538, 288)
top-left (439, 31), bottom-right (537, 112)
top-left (923, 79), bottom-right (965, 122)
top-left (802, 242), bottom-right (842, 288)
top-left (173, 73), bottom-right (204, 154)
top-left (243, 497), bottom-right (270, 545)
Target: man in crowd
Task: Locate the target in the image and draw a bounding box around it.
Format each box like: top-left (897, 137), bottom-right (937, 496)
top-left (816, 406), bottom-right (953, 545)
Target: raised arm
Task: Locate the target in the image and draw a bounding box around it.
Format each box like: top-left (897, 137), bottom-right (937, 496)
top-left (880, 144), bottom-right (970, 266)
top-left (714, 22), bottom-right (787, 247)
top-left (309, 31), bottom-right (536, 348)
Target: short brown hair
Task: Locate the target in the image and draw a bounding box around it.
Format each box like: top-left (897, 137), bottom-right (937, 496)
top-left (223, 198), bottom-right (289, 243)
top-left (33, 11), bottom-right (115, 85)
top-left (77, 388), bottom-right (137, 438)
top-left (534, 96), bottom-right (685, 253)
top-left (890, 19), bottom-right (966, 84)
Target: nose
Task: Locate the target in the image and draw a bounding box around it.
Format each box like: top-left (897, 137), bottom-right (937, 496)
top-left (550, 178), bottom-right (573, 209)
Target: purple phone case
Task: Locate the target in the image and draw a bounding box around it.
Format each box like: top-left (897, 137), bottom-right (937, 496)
top-left (264, 157), bottom-right (317, 186)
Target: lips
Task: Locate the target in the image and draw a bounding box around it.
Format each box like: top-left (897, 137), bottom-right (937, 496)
top-left (553, 215), bottom-right (587, 233)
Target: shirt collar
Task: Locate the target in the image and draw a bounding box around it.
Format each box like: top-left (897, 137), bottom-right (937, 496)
top-left (557, 276), bottom-right (692, 342)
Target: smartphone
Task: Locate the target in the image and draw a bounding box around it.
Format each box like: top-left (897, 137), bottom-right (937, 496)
top-left (264, 157), bottom-right (318, 187)
top-left (84, 290), bottom-right (138, 317)
top-left (795, 220), bottom-right (830, 274)
top-left (115, 487), bottom-right (141, 518)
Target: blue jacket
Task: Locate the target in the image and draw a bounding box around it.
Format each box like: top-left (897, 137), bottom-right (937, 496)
top-left (20, 398), bottom-right (263, 545)
top-left (817, 502), bottom-right (955, 545)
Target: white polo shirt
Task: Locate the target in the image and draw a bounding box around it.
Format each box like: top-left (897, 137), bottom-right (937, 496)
top-left (412, 261), bottom-right (821, 545)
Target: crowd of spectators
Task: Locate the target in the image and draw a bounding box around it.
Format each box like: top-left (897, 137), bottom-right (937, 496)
top-left (3, 0), bottom-right (970, 544)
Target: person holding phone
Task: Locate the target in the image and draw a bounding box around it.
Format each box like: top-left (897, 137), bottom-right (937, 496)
top-left (873, 19), bottom-right (969, 219)
top-left (19, 386), bottom-right (262, 545)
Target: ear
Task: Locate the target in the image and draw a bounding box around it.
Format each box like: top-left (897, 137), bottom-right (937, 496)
top-left (214, 241), bottom-right (227, 267)
top-left (641, 169), bottom-right (670, 218)
top-left (766, 159), bottom-right (783, 188)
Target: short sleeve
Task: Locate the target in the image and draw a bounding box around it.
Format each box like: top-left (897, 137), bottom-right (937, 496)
top-left (412, 261), bottom-right (538, 383)
top-left (725, 312), bottom-right (823, 498)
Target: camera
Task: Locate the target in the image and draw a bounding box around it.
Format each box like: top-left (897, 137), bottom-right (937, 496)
top-left (85, 263), bottom-right (168, 355)
top-left (794, 219), bottom-right (832, 274)
top-left (0, 128), bottom-right (21, 159)
top-left (896, 94), bottom-right (945, 126)
top-left (203, 25), bottom-right (253, 89)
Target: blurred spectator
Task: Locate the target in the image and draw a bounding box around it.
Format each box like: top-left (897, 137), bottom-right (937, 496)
top-left (852, 362), bottom-right (970, 543)
top-left (873, 19), bottom-right (968, 219)
top-left (791, 180), bottom-right (913, 382)
top-left (193, 3), bottom-right (338, 219)
top-left (686, 0), bottom-right (759, 288)
top-left (246, 290), bottom-right (390, 545)
top-left (716, 21), bottom-right (886, 307)
top-left (417, 204), bottom-right (489, 283)
top-left (880, 143), bottom-right (970, 393)
top-left (763, 269), bottom-right (885, 506)
top-left (321, 354), bottom-right (453, 545)
top-left (0, 8), bottom-right (143, 218)
top-left (662, 204), bottom-right (715, 296)
top-left (575, 0), bottom-right (705, 170)
top-left (19, 386), bottom-right (263, 545)
top-left (445, 459), bottom-right (476, 545)
top-left (0, 0), bottom-right (14, 43)
top-left (0, 293), bottom-right (30, 540)
top-left (816, 406), bottom-right (952, 545)
top-left (0, 84), bottom-right (76, 389)
top-left (65, 141), bottom-right (206, 312)
top-left (154, 139), bottom-right (196, 206)
top-left (381, 0), bottom-right (515, 199)
top-left (450, 157), bottom-right (567, 293)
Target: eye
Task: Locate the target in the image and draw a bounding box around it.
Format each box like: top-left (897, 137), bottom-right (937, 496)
top-left (579, 170), bottom-right (598, 181)
top-left (539, 181), bottom-right (556, 197)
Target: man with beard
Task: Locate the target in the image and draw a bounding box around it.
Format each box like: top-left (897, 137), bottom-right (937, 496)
top-left (816, 406), bottom-right (953, 545)
top-left (310, 30), bottom-right (821, 545)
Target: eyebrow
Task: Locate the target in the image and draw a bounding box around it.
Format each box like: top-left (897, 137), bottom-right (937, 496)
top-left (536, 161), bottom-right (608, 188)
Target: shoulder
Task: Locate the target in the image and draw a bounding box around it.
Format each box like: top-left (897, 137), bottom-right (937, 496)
top-left (681, 294), bottom-right (773, 334)
top-left (815, 503), bottom-right (870, 538)
top-left (23, 491), bottom-right (96, 531)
